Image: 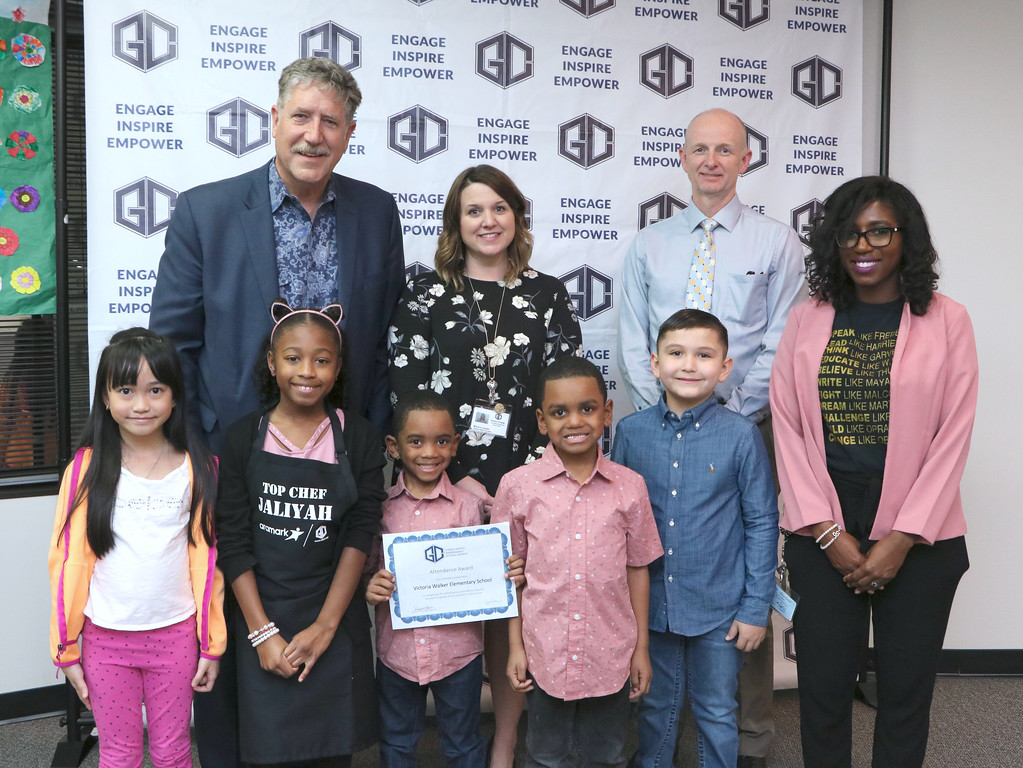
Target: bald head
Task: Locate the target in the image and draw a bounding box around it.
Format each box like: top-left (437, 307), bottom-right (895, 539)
top-left (680, 108), bottom-right (752, 216)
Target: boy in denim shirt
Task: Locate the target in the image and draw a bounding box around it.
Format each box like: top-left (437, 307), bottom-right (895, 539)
top-left (612, 309), bottom-right (778, 768)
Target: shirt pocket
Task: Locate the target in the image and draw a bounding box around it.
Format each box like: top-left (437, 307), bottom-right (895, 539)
top-left (723, 272), bottom-right (769, 328)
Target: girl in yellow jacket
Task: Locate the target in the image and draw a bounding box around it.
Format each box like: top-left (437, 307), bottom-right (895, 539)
top-left (49, 328), bottom-right (225, 768)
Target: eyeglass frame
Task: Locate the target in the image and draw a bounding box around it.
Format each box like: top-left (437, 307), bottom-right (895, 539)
top-left (835, 226), bottom-right (901, 249)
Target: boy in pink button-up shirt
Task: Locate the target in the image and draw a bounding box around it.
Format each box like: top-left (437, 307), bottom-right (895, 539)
top-left (492, 357), bottom-right (663, 768)
top-left (367, 392), bottom-right (522, 768)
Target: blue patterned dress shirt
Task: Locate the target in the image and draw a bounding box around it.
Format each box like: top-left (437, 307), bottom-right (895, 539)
top-left (269, 162), bottom-right (338, 309)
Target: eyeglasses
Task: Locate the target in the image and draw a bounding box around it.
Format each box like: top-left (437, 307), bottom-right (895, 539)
top-left (835, 226), bottom-right (901, 249)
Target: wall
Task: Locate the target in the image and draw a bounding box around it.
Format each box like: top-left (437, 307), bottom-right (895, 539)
top-left (887, 0), bottom-right (1023, 648)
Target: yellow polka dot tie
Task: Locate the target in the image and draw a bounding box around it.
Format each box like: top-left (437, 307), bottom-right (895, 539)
top-left (686, 218), bottom-right (717, 310)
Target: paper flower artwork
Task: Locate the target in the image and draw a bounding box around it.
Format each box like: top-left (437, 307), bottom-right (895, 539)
top-left (12, 266), bottom-right (41, 294)
top-left (9, 85), bottom-right (41, 113)
top-left (0, 227), bottom-right (20, 256)
top-left (11, 185), bottom-right (39, 212)
top-left (12, 34), bottom-right (45, 67)
top-left (6, 130), bottom-right (38, 159)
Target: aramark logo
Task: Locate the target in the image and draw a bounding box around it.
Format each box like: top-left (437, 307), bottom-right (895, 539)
top-left (638, 193), bottom-right (687, 230)
top-left (388, 106), bottom-right (449, 163)
top-left (404, 262), bottom-right (433, 283)
top-left (112, 11), bottom-right (178, 72)
top-left (299, 22), bottom-right (361, 70)
top-left (792, 55), bottom-right (843, 108)
top-left (560, 265), bottom-right (613, 321)
top-left (424, 545), bottom-right (444, 563)
top-left (561, 0), bottom-right (615, 18)
top-left (741, 123), bottom-right (769, 175)
top-left (558, 114), bottom-right (614, 169)
top-left (719, 0), bottom-right (770, 30)
top-left (640, 45), bottom-right (694, 99)
top-left (476, 32), bottom-right (534, 89)
top-left (206, 98), bottom-right (271, 158)
top-left (114, 177), bottom-right (177, 238)
top-left (791, 199), bottom-right (824, 247)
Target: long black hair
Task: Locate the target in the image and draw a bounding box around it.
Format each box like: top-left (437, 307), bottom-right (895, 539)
top-left (256, 301), bottom-right (348, 411)
top-left (69, 328), bottom-right (217, 557)
top-left (807, 176), bottom-right (939, 316)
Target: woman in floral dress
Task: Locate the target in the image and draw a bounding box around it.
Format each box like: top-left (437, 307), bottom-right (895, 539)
top-left (388, 164), bottom-right (582, 768)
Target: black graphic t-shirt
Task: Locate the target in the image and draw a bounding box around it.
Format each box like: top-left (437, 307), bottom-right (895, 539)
top-left (818, 299), bottom-right (903, 475)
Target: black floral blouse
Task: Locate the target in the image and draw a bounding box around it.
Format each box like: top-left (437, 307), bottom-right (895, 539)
top-left (388, 268), bottom-right (583, 495)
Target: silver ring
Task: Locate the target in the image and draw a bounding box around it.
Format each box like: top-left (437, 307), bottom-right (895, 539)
top-left (870, 581), bottom-right (879, 589)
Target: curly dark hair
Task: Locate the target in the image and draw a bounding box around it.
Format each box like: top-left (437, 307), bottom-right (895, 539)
top-left (256, 304), bottom-right (348, 411)
top-left (806, 176), bottom-right (939, 315)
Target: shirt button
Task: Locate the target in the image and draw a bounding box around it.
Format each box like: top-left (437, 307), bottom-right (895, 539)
top-left (695, 422), bottom-right (701, 430)
top-left (575, 496), bottom-right (582, 502)
top-left (419, 639), bottom-right (426, 645)
top-left (672, 461), bottom-right (679, 468)
top-left (667, 575), bottom-right (674, 583)
top-left (572, 654), bottom-right (578, 661)
top-left (414, 510), bottom-right (421, 516)
top-left (671, 489), bottom-right (677, 497)
top-left (676, 433), bottom-right (682, 439)
top-left (575, 533), bottom-right (582, 540)
top-left (574, 614), bottom-right (581, 620)
top-left (669, 519), bottom-right (675, 526)
top-left (575, 574), bottom-right (581, 580)
top-left (667, 548), bottom-right (673, 555)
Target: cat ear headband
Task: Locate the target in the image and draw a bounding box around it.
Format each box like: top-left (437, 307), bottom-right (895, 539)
top-left (269, 300), bottom-right (344, 347)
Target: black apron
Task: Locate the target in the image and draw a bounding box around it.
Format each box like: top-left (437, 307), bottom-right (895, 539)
top-left (236, 409), bottom-right (377, 764)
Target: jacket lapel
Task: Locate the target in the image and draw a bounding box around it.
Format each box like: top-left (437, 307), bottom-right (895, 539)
top-left (333, 174), bottom-right (358, 323)
top-left (241, 164), bottom-right (278, 310)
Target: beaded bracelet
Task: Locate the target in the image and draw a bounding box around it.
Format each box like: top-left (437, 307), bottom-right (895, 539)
top-left (252, 626), bottom-right (281, 648)
top-left (819, 526), bottom-right (843, 550)
top-left (815, 523), bottom-right (840, 544)
top-left (247, 621), bottom-right (275, 641)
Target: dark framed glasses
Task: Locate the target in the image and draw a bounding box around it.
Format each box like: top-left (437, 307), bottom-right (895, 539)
top-left (835, 226), bottom-right (901, 249)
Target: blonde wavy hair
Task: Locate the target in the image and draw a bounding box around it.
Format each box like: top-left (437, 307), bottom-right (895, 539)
top-left (434, 165), bottom-right (533, 291)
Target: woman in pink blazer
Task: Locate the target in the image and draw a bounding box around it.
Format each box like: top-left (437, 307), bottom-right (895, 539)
top-left (770, 176), bottom-right (977, 768)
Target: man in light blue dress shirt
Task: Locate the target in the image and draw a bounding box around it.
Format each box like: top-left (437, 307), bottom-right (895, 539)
top-left (617, 108), bottom-right (804, 768)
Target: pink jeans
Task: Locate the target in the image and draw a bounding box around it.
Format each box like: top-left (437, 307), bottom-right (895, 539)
top-left (82, 615), bottom-right (198, 768)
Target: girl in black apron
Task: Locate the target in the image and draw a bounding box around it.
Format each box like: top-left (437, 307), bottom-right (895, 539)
top-left (216, 302), bottom-right (385, 767)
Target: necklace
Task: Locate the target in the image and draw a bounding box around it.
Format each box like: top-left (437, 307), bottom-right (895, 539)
top-left (466, 276), bottom-right (507, 407)
top-left (123, 442), bottom-right (167, 479)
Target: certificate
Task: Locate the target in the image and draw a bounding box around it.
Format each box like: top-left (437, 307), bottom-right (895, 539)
top-left (383, 522), bottom-right (519, 629)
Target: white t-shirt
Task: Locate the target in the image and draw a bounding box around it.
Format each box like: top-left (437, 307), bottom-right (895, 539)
top-left (84, 458), bottom-right (196, 630)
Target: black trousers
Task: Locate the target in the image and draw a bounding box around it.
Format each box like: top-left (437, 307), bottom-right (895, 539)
top-left (193, 591), bottom-right (240, 768)
top-left (785, 472), bottom-right (968, 768)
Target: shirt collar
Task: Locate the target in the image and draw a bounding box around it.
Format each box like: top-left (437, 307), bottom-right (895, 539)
top-left (535, 443), bottom-right (614, 485)
top-left (387, 469), bottom-right (456, 502)
top-left (659, 394), bottom-right (719, 429)
top-left (268, 160), bottom-right (336, 213)
top-left (683, 194), bottom-right (743, 233)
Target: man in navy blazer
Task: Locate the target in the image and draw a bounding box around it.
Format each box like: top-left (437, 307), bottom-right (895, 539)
top-left (151, 57), bottom-right (404, 453)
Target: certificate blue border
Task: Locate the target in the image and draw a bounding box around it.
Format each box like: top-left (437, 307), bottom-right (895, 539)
top-left (386, 526), bottom-right (516, 625)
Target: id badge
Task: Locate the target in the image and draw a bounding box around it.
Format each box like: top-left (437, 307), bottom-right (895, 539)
top-left (470, 400), bottom-right (512, 439)
top-left (772, 563), bottom-right (799, 621)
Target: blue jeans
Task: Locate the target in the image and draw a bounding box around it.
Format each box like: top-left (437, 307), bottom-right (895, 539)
top-left (634, 623), bottom-right (742, 768)
top-left (377, 656), bottom-right (486, 768)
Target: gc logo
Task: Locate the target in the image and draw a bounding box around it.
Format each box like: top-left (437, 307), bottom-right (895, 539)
top-left (791, 199), bottom-right (824, 247)
top-left (792, 56), bottom-right (843, 108)
top-left (638, 193), bottom-right (688, 230)
top-left (561, 0), bottom-right (616, 18)
top-left (558, 114), bottom-right (615, 169)
top-left (741, 123), bottom-right (769, 175)
top-left (299, 22), bottom-right (361, 71)
top-left (718, 0), bottom-right (770, 31)
top-left (111, 11), bottom-right (178, 72)
top-left (113, 178), bottom-right (177, 238)
top-left (388, 106), bottom-right (449, 164)
top-left (206, 98), bottom-right (271, 158)
top-left (639, 45), bottom-right (694, 99)
top-left (424, 545), bottom-right (445, 563)
top-left (523, 197), bottom-right (533, 231)
top-left (476, 32), bottom-right (534, 89)
top-left (404, 261), bottom-right (433, 283)
top-left (408, 0), bottom-right (433, 4)
top-left (559, 265), bottom-right (613, 321)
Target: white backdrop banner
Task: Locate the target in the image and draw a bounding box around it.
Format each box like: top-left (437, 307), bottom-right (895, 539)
top-left (85, 0), bottom-right (862, 682)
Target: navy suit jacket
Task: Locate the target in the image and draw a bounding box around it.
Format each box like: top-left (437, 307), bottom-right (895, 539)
top-left (150, 162), bottom-right (405, 452)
